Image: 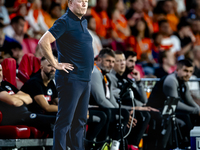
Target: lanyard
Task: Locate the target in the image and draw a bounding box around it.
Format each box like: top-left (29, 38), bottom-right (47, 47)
top-left (94, 63), bottom-right (108, 84)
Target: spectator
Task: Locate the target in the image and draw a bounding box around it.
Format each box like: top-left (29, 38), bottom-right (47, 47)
top-left (90, 0), bottom-right (110, 39)
top-left (125, 0), bottom-right (144, 28)
top-left (108, 0), bottom-right (131, 42)
top-left (126, 19), bottom-right (152, 61)
top-left (158, 19), bottom-right (181, 55)
top-left (9, 0), bottom-right (29, 34)
top-left (3, 41), bottom-right (23, 68)
top-left (21, 57), bottom-right (58, 115)
top-left (0, 0), bottom-right (10, 25)
top-left (151, 33), bottom-right (163, 62)
top-left (154, 50), bottom-right (176, 78)
top-left (0, 64), bottom-right (56, 136)
top-left (147, 59), bottom-right (200, 149)
top-left (26, 0), bottom-right (49, 38)
top-left (49, 2), bottom-right (62, 27)
top-left (3, 16), bottom-right (25, 43)
top-left (171, 19), bottom-right (195, 58)
top-left (86, 15), bottom-right (103, 57)
top-left (109, 8), bottom-right (131, 42)
top-left (162, 0), bottom-right (179, 32)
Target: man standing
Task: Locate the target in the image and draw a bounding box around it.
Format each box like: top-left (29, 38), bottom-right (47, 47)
top-left (38, 0), bottom-right (94, 150)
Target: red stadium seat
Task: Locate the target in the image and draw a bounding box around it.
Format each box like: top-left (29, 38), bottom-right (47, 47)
top-left (2, 58), bottom-right (17, 87)
top-left (0, 125), bottom-right (31, 139)
top-left (18, 53), bottom-right (41, 83)
top-left (29, 127), bottom-right (44, 139)
top-left (22, 38), bottom-right (39, 54)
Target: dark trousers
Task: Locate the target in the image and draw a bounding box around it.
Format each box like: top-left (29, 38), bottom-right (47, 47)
top-left (126, 110), bottom-right (151, 146)
top-left (145, 111), bottom-right (171, 150)
top-left (53, 77), bottom-right (91, 150)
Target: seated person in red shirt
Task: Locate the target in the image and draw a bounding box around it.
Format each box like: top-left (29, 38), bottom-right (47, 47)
top-left (0, 64), bottom-right (56, 135)
top-left (21, 57), bottom-right (58, 115)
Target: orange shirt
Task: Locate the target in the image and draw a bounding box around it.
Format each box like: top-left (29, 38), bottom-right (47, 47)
top-left (143, 13), bottom-right (153, 33)
top-left (126, 36), bottom-right (152, 60)
top-left (91, 8), bottom-right (110, 38)
top-left (41, 10), bottom-right (52, 28)
top-left (194, 34), bottom-right (200, 45)
top-left (166, 14), bottom-right (179, 32)
top-left (110, 15), bottom-right (129, 41)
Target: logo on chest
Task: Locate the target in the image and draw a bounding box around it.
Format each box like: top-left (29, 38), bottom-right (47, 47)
top-left (5, 86), bottom-right (15, 95)
top-left (44, 89), bottom-right (53, 102)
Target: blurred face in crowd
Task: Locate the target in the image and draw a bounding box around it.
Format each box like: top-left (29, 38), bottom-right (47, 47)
top-left (180, 26), bottom-right (191, 37)
top-left (88, 17), bottom-right (96, 31)
top-left (131, 0), bottom-right (144, 12)
top-left (0, 28), bottom-right (5, 47)
top-left (177, 65), bottom-right (194, 81)
top-left (18, 4), bottom-right (27, 17)
top-left (97, 0), bottom-right (108, 11)
top-left (154, 34), bottom-right (163, 46)
top-left (163, 51), bottom-right (175, 67)
top-left (33, 0), bottom-right (42, 9)
top-left (162, 0), bottom-right (173, 14)
top-left (116, 0), bottom-right (125, 13)
top-left (136, 20), bottom-right (146, 32)
top-left (114, 54), bottom-right (126, 76)
top-left (11, 48), bottom-right (23, 61)
top-left (159, 22), bottom-right (172, 36)
top-left (69, 0), bottom-right (88, 18)
top-left (126, 56), bottom-right (137, 71)
top-left (13, 19), bottom-right (25, 36)
top-left (112, 9), bottom-right (121, 21)
top-left (97, 54), bottom-right (115, 73)
top-left (191, 20), bottom-right (200, 34)
top-left (41, 59), bottom-right (56, 80)
top-left (51, 5), bottom-right (62, 18)
top-left (0, 65), bottom-right (2, 82)
top-left (143, 0), bottom-right (151, 12)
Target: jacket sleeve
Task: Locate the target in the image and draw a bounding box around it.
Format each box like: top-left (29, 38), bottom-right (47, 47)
top-left (91, 70), bottom-right (116, 108)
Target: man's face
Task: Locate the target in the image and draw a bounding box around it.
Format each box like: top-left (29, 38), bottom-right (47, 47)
top-left (70, 0), bottom-right (88, 17)
top-left (41, 60), bottom-right (56, 80)
top-left (11, 48), bottom-right (23, 60)
top-left (177, 66), bottom-right (194, 81)
top-left (114, 54), bottom-right (126, 75)
top-left (126, 56), bottom-right (137, 71)
top-left (159, 22), bottom-right (172, 36)
top-left (13, 19), bottom-right (25, 35)
top-left (97, 0), bottom-right (108, 11)
top-left (98, 54), bottom-right (115, 73)
top-left (181, 26), bottom-right (191, 36)
top-left (0, 65), bottom-right (2, 82)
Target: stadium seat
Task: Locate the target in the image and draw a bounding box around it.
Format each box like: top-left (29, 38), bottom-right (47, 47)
top-left (22, 38), bottom-right (39, 54)
top-left (2, 58), bottom-right (17, 87)
top-left (18, 53), bottom-right (41, 83)
top-left (0, 125), bottom-right (31, 139)
top-left (1, 58), bottom-right (24, 89)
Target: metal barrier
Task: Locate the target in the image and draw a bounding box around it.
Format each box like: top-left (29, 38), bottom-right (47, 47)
top-left (140, 78), bottom-right (200, 99)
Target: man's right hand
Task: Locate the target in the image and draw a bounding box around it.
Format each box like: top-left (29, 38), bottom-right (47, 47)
top-left (54, 63), bottom-right (74, 73)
